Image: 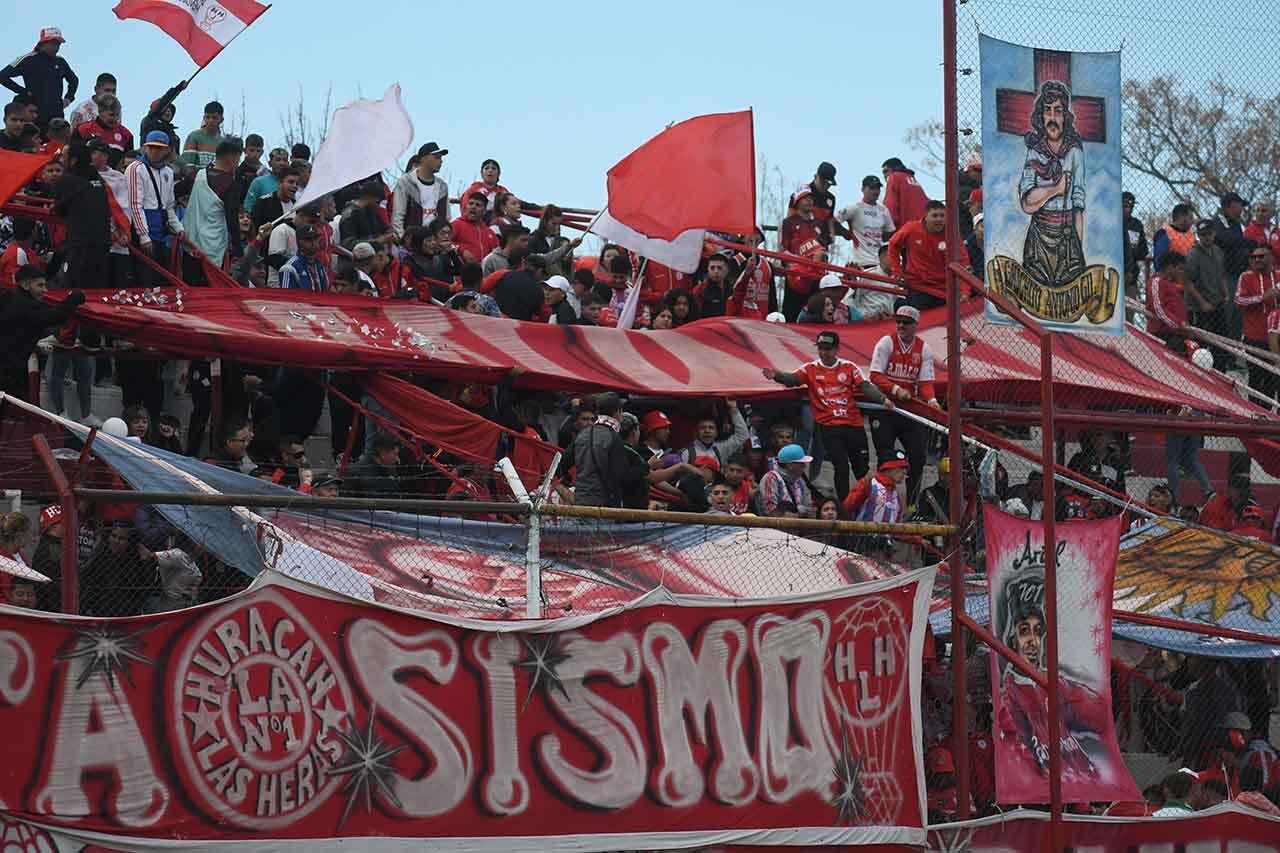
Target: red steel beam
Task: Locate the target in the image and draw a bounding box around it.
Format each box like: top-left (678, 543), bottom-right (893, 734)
top-left (1113, 609), bottom-right (1280, 647)
top-left (956, 612), bottom-right (1049, 690)
top-left (961, 406), bottom-right (1280, 438)
top-left (31, 434), bottom-right (78, 615)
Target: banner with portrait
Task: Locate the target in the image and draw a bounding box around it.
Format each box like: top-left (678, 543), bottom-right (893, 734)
top-left (984, 505), bottom-right (1138, 804)
top-left (980, 36), bottom-right (1125, 335)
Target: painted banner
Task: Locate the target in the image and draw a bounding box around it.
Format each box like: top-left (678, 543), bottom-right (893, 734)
top-left (980, 35), bottom-right (1124, 335)
top-left (984, 505), bottom-right (1139, 804)
top-left (0, 568), bottom-right (934, 849)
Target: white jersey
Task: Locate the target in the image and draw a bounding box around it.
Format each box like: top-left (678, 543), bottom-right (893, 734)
top-left (836, 201), bottom-right (895, 268)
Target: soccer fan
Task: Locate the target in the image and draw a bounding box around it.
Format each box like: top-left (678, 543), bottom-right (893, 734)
top-left (1235, 246), bottom-right (1279, 401)
top-left (528, 204), bottom-right (581, 278)
top-left (459, 157), bottom-right (508, 214)
top-left (762, 330), bottom-right (892, 501)
top-left (843, 451), bottom-right (909, 523)
top-left (887, 200), bottom-right (969, 309)
top-left (125, 131), bottom-right (183, 284)
top-left (757, 443), bottom-right (815, 517)
top-left (250, 163), bottom-right (300, 231)
top-left (279, 224), bottom-right (329, 292)
top-left (73, 94), bottom-right (132, 162)
top-left (1244, 200), bottom-right (1280, 261)
top-left (179, 100), bottom-right (225, 169)
top-left (1122, 191), bottom-right (1149, 298)
top-left (869, 304), bottom-right (940, 503)
top-left (1185, 219), bottom-right (1230, 368)
top-left (790, 161), bottom-right (846, 242)
top-left (450, 193), bottom-right (500, 265)
top-left (392, 142), bottom-right (450, 238)
top-left (186, 137), bottom-right (245, 275)
top-left (1152, 202), bottom-right (1197, 264)
top-left (244, 146), bottom-right (289, 213)
top-left (882, 157), bottom-right (930, 231)
top-left (0, 102), bottom-right (27, 151)
top-left (694, 254), bottom-right (732, 318)
top-left (0, 266), bottom-right (84, 401)
top-left (725, 229), bottom-right (774, 320)
top-left (236, 133), bottom-right (266, 186)
top-left (489, 191), bottom-right (523, 236)
top-left (67, 71), bottom-right (115, 129)
top-left (678, 400), bottom-right (748, 468)
top-left (837, 175), bottom-right (895, 274)
top-left (1146, 251), bottom-right (1191, 351)
top-left (0, 27), bottom-right (77, 127)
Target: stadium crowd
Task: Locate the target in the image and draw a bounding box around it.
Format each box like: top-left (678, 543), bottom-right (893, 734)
top-left (3, 23), bottom-right (1280, 826)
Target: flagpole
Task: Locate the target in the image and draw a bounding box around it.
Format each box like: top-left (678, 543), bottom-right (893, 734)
top-left (182, 4), bottom-right (272, 86)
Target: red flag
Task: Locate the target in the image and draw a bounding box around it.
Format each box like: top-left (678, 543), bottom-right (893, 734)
top-left (605, 110), bottom-right (756, 241)
top-left (113, 0), bottom-right (270, 67)
top-left (0, 150), bottom-right (52, 208)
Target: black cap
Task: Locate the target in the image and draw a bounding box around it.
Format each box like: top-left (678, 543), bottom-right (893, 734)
top-left (862, 174), bottom-right (883, 188)
top-left (296, 224), bottom-right (319, 239)
top-left (817, 161), bottom-right (837, 185)
top-left (816, 330), bottom-right (840, 348)
top-left (84, 136), bottom-right (110, 153)
top-left (1121, 191), bottom-right (1135, 203)
top-left (1195, 218), bottom-right (1216, 233)
top-left (417, 142), bottom-right (448, 158)
top-left (313, 473), bottom-right (343, 489)
top-left (1222, 191), bottom-right (1247, 208)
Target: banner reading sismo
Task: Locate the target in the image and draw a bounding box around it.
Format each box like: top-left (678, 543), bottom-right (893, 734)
top-left (0, 570), bottom-right (933, 850)
top-left (984, 505), bottom-right (1140, 804)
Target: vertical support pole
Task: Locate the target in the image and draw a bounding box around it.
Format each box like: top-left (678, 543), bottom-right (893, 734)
top-left (525, 508), bottom-right (542, 619)
top-left (942, 0), bottom-right (970, 821)
top-left (27, 353), bottom-right (40, 407)
top-left (210, 358), bottom-right (223, 442)
top-left (338, 412), bottom-right (361, 476)
top-left (1041, 333), bottom-right (1064, 850)
top-left (31, 434), bottom-right (78, 615)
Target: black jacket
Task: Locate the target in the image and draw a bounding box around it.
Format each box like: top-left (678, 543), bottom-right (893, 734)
top-left (0, 287), bottom-right (81, 371)
top-left (339, 203), bottom-right (390, 245)
top-left (494, 269), bottom-right (545, 320)
top-left (0, 50), bottom-right (77, 122)
top-left (1213, 212), bottom-right (1257, 277)
top-left (252, 193), bottom-right (288, 232)
top-left (55, 171), bottom-right (111, 248)
top-left (346, 457), bottom-right (401, 498)
top-left (139, 82), bottom-right (184, 153)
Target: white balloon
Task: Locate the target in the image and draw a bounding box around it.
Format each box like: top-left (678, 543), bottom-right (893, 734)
top-left (102, 417), bottom-right (128, 438)
top-left (765, 312), bottom-right (787, 324)
top-left (1191, 347), bottom-right (1215, 370)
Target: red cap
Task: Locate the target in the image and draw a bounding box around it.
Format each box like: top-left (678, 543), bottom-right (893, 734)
top-left (692, 455), bottom-right (721, 472)
top-left (969, 188), bottom-right (983, 206)
top-left (879, 451), bottom-right (909, 472)
top-left (925, 747), bottom-right (955, 774)
top-left (37, 26), bottom-right (65, 47)
top-left (599, 307), bottom-right (618, 327)
top-left (641, 411), bottom-right (671, 432)
top-left (39, 504), bottom-right (62, 532)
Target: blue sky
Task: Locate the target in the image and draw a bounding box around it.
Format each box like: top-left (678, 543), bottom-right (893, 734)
top-left (11, 1), bottom-right (946, 220)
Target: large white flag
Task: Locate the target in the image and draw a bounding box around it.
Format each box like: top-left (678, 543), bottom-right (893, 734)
top-left (294, 83), bottom-right (415, 211)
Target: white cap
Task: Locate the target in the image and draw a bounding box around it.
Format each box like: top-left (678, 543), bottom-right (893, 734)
top-left (765, 312), bottom-right (787, 323)
top-left (102, 417), bottom-right (128, 438)
top-left (543, 274), bottom-right (572, 295)
top-left (819, 273), bottom-right (845, 290)
top-left (973, 213), bottom-right (984, 227)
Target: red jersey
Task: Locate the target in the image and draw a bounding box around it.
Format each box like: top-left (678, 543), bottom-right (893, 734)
top-left (458, 181), bottom-right (508, 214)
top-left (449, 216), bottom-right (499, 266)
top-left (0, 242), bottom-right (45, 289)
top-left (997, 673), bottom-right (1109, 781)
top-left (640, 260), bottom-right (691, 306)
top-left (1244, 221), bottom-right (1280, 262)
top-left (728, 477), bottom-right (755, 515)
top-left (883, 169), bottom-right (929, 230)
top-left (887, 219), bottom-right (970, 296)
top-left (1146, 273), bottom-right (1186, 337)
top-left (869, 333), bottom-right (937, 400)
top-left (782, 215), bottom-right (825, 255)
top-left (727, 255), bottom-right (774, 319)
top-left (1235, 269), bottom-right (1280, 341)
top-left (75, 119), bottom-right (133, 154)
top-left (793, 358), bottom-right (867, 427)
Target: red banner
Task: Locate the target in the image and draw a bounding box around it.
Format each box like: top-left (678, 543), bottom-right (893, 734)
top-left (984, 505), bottom-right (1140, 804)
top-left (0, 569), bottom-right (933, 848)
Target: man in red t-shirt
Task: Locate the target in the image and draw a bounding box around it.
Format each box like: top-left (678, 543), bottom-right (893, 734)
top-left (882, 157), bottom-right (930, 232)
top-left (74, 94), bottom-right (132, 165)
top-left (761, 329), bottom-right (892, 501)
top-left (887, 200), bottom-right (969, 310)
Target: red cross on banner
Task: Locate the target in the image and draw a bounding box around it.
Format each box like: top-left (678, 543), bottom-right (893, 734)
top-left (995, 49), bottom-right (1107, 143)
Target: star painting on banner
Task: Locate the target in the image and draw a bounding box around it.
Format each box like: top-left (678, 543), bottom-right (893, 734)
top-left (326, 710), bottom-right (407, 829)
top-left (515, 632), bottom-right (571, 711)
top-left (829, 727), bottom-right (868, 826)
top-left (55, 622), bottom-right (152, 690)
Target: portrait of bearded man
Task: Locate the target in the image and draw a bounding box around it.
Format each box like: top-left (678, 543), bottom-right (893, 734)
top-left (1017, 80), bottom-right (1087, 288)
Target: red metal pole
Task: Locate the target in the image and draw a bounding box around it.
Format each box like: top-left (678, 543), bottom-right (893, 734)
top-left (1041, 333), bottom-right (1064, 850)
top-left (960, 407), bottom-right (1280, 437)
top-left (26, 354), bottom-right (39, 405)
top-left (31, 434), bottom-right (78, 614)
top-left (1113, 609), bottom-right (1280, 647)
top-left (338, 411), bottom-right (361, 476)
top-left (942, 0), bottom-right (970, 821)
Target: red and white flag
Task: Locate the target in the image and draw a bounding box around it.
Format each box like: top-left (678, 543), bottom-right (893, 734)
top-left (113, 0), bottom-right (270, 67)
top-left (591, 110), bottom-right (756, 273)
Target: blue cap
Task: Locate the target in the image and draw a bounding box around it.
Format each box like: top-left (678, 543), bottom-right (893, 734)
top-left (143, 130), bottom-right (170, 147)
top-left (777, 443), bottom-right (813, 464)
